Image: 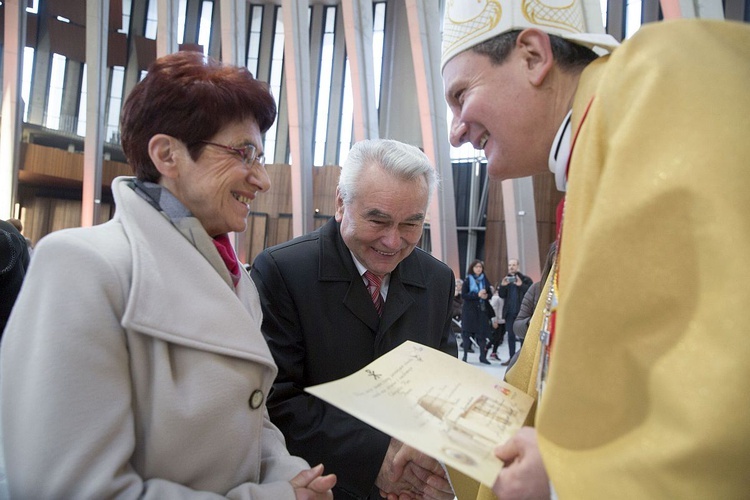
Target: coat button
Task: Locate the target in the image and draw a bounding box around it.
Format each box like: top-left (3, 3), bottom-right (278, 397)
top-left (249, 389), bottom-right (264, 410)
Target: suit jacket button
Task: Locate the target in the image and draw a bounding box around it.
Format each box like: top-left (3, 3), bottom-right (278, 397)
top-left (249, 389), bottom-right (264, 410)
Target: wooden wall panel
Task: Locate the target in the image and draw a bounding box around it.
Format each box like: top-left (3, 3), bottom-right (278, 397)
top-left (483, 172), bottom-right (563, 284)
top-left (484, 177), bottom-right (505, 283)
top-left (48, 18), bottom-right (85, 62)
top-left (533, 172), bottom-right (563, 270)
top-left (47, 0), bottom-right (86, 26)
top-left (273, 215), bottom-right (294, 247)
top-left (21, 143), bottom-right (131, 184)
top-left (312, 165), bottom-right (340, 217)
top-left (250, 163), bottom-right (292, 217)
top-left (22, 196), bottom-right (112, 246)
top-left (243, 213), bottom-right (269, 265)
top-left (239, 164), bottom-right (340, 264)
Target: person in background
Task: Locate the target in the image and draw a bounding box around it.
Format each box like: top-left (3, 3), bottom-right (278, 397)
top-left (5, 218), bottom-right (32, 257)
top-left (451, 277), bottom-right (465, 342)
top-left (487, 285), bottom-right (505, 360)
top-left (510, 243), bottom-right (557, 370)
top-left (251, 138), bottom-right (456, 500)
top-left (442, 0), bottom-right (750, 497)
top-left (460, 260), bottom-right (493, 364)
top-left (1, 51), bottom-right (335, 499)
top-left (0, 219), bottom-right (30, 337)
top-left (497, 258), bottom-right (532, 365)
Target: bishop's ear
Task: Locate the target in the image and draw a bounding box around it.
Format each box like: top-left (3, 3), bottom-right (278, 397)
top-left (516, 28), bottom-right (555, 87)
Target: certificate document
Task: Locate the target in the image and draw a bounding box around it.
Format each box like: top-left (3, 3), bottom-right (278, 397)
top-left (305, 340), bottom-right (533, 487)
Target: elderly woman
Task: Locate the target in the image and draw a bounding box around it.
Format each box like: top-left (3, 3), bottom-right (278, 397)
top-left (0, 51), bottom-right (335, 499)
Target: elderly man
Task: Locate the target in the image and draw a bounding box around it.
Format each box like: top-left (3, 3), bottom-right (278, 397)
top-left (441, 0), bottom-right (750, 498)
top-left (251, 139), bottom-right (457, 500)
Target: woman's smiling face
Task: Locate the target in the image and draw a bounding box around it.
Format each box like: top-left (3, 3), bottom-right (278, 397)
top-left (162, 117), bottom-right (270, 237)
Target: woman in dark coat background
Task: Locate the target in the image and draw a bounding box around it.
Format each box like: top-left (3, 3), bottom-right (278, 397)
top-left (461, 260), bottom-right (493, 364)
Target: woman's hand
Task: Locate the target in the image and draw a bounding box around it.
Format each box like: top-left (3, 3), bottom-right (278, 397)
top-left (291, 464), bottom-right (336, 500)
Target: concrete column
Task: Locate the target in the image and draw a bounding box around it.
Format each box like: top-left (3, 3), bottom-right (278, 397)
top-left (340, 0), bottom-right (378, 141)
top-left (660, 0), bottom-right (725, 18)
top-left (324, 6), bottom-right (347, 165)
top-left (377, 0), bottom-right (418, 143)
top-left (27, 0), bottom-right (50, 126)
top-left (501, 178), bottom-right (541, 280)
top-left (0, 0), bottom-right (26, 219)
top-left (404, 0), bottom-right (460, 275)
top-left (157, 0), bottom-right (179, 57)
top-left (218, 0), bottom-right (246, 65)
top-left (123, 0), bottom-right (149, 98)
top-left (82, 0), bottom-right (110, 226)
top-left (60, 62), bottom-right (83, 132)
top-left (281, 0), bottom-right (315, 236)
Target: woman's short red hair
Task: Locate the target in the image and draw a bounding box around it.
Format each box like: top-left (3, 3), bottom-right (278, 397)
top-left (120, 50), bottom-right (276, 182)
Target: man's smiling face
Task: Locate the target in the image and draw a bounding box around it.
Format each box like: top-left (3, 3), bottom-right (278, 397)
top-left (335, 163), bottom-right (428, 277)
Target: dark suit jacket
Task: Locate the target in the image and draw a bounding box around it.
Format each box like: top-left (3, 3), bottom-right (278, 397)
top-left (251, 218), bottom-right (457, 500)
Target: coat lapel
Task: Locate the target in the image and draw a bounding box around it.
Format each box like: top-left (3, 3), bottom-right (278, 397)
top-left (112, 179), bottom-right (277, 370)
top-left (317, 219), bottom-right (380, 332)
top-left (378, 251), bottom-right (426, 334)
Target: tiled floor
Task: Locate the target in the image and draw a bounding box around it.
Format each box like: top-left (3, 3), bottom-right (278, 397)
top-left (457, 334), bottom-right (520, 380)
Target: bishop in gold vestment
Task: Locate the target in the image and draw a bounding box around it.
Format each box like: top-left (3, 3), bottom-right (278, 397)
top-left (442, 0), bottom-right (750, 496)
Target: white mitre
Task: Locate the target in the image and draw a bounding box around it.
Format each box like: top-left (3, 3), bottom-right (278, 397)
top-left (441, 0), bottom-right (620, 70)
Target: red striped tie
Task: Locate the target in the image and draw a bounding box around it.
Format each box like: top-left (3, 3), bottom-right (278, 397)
top-left (364, 271), bottom-right (385, 316)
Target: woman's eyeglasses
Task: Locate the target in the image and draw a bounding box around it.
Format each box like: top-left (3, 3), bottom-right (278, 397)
top-left (199, 141), bottom-right (266, 168)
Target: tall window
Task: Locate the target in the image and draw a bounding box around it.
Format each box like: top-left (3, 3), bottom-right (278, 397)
top-left (145, 0), bottom-right (158, 39)
top-left (338, 60), bottom-right (353, 165)
top-left (106, 67), bottom-right (125, 144)
top-left (264, 8), bottom-right (285, 162)
top-left (21, 47), bottom-right (35, 123)
top-left (372, 2), bottom-right (386, 110)
top-left (45, 54), bottom-right (66, 130)
top-left (337, 2), bottom-right (386, 165)
top-left (76, 64), bottom-right (87, 137)
top-left (625, 0), bottom-right (642, 38)
top-left (178, 0), bottom-right (188, 43)
top-left (198, 1), bottom-right (214, 55)
top-left (121, 0), bottom-right (132, 35)
top-left (246, 5), bottom-right (264, 77)
top-left (313, 6), bottom-right (336, 166)
top-left (14, 0), bottom-right (38, 119)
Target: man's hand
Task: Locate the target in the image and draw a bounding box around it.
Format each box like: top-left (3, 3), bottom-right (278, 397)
top-left (291, 464), bottom-right (336, 500)
top-left (375, 438), bottom-right (454, 500)
top-left (493, 427), bottom-right (550, 500)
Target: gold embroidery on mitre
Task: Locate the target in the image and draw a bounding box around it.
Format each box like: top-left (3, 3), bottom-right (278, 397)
top-left (522, 0), bottom-right (585, 34)
top-left (443, 0), bottom-right (503, 60)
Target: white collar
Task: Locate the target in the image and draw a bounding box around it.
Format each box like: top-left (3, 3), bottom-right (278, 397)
top-left (350, 251), bottom-right (390, 297)
top-left (548, 110), bottom-right (572, 192)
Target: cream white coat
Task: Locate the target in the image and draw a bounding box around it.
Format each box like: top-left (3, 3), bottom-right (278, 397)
top-left (1, 177), bottom-right (308, 498)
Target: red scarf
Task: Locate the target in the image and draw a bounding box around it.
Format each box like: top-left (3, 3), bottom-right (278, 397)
top-left (212, 234), bottom-right (241, 287)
